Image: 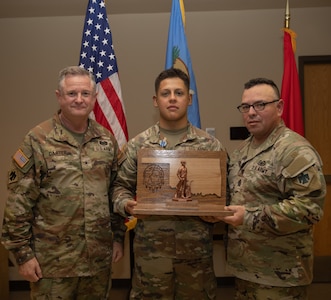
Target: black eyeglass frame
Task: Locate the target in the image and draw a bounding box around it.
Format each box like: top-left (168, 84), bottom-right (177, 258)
top-left (237, 99), bottom-right (280, 113)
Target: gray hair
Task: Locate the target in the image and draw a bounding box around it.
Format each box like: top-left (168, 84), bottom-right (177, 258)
top-left (57, 66), bottom-right (96, 93)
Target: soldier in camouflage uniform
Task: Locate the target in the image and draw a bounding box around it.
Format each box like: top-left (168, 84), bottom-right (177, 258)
top-left (219, 78), bottom-right (326, 300)
top-left (1, 66), bottom-right (127, 299)
top-left (112, 68), bottom-right (227, 299)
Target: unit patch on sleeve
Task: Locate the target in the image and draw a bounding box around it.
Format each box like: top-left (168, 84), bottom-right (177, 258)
top-left (13, 149), bottom-right (30, 168)
top-left (8, 170), bottom-right (18, 184)
top-left (297, 172), bottom-right (310, 186)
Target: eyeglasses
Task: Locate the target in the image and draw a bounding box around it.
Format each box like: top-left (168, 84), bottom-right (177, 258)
top-left (237, 99), bottom-right (280, 113)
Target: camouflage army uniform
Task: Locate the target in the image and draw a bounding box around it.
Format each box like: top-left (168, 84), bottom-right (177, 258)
top-left (226, 121), bottom-right (326, 296)
top-left (2, 113), bottom-right (126, 294)
top-left (113, 122), bottom-right (226, 300)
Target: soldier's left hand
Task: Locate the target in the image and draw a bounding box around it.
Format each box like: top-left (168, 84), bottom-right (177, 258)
top-left (112, 241), bottom-right (124, 263)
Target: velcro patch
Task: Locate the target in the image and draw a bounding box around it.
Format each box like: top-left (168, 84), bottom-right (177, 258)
top-left (296, 172), bottom-right (311, 187)
top-left (13, 149), bottom-right (29, 168)
top-left (8, 169), bottom-right (18, 184)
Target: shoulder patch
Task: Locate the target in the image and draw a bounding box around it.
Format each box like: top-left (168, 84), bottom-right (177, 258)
top-left (8, 169), bottom-right (18, 184)
top-left (296, 171), bottom-right (312, 187)
top-left (282, 155), bottom-right (315, 178)
top-left (13, 149), bottom-right (30, 168)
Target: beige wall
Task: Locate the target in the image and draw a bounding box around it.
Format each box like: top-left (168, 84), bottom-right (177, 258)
top-left (1, 7), bottom-right (331, 230)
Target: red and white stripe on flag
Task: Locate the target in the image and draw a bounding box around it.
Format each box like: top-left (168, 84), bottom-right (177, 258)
top-left (91, 73), bottom-right (128, 148)
top-left (79, 0), bottom-right (128, 148)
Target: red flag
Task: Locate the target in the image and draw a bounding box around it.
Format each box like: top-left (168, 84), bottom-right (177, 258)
top-left (281, 29), bottom-right (305, 136)
top-left (79, 0), bottom-right (128, 148)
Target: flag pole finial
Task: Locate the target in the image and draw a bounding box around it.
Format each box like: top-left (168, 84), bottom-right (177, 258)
top-left (285, 0), bottom-right (290, 29)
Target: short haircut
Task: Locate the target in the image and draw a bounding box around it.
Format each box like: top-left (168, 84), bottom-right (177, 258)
top-left (244, 78), bottom-right (280, 99)
top-left (154, 68), bottom-right (190, 93)
top-left (57, 66), bottom-right (96, 93)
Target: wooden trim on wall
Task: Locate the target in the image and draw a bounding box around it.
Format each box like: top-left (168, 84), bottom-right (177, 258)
top-left (298, 55), bottom-right (331, 115)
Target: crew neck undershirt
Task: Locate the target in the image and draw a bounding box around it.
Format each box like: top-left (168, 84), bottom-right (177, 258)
top-left (159, 126), bottom-right (188, 148)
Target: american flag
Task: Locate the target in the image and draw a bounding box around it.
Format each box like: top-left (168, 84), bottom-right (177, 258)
top-left (79, 0), bottom-right (128, 148)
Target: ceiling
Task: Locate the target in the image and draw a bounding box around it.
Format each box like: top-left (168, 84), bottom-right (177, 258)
top-left (1, 0), bottom-right (331, 18)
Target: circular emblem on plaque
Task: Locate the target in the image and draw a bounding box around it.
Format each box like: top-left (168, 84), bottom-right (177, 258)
top-left (143, 164), bottom-right (164, 192)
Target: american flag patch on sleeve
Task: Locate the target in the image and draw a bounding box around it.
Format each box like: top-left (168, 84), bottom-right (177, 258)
top-left (13, 149), bottom-right (29, 168)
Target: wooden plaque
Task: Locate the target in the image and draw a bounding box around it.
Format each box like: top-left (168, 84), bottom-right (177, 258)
top-left (135, 149), bottom-right (231, 216)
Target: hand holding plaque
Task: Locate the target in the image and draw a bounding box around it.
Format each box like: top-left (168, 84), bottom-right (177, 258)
top-left (134, 149), bottom-right (232, 216)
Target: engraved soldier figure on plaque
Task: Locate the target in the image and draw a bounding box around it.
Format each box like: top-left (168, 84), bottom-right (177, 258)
top-left (173, 161), bottom-right (192, 201)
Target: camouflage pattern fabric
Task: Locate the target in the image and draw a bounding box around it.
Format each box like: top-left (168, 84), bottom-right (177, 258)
top-left (227, 121), bottom-right (326, 287)
top-left (234, 278), bottom-right (308, 300)
top-left (113, 122), bottom-right (226, 299)
top-left (30, 268), bottom-right (112, 299)
top-left (1, 112), bottom-right (126, 277)
top-left (130, 256), bottom-right (217, 299)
